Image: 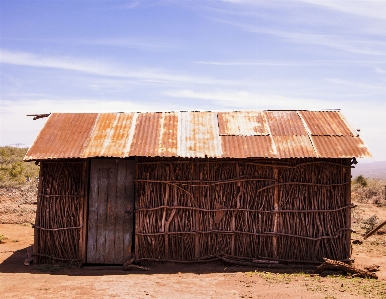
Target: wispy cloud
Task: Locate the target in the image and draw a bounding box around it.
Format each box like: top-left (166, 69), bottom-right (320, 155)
top-left (195, 60), bottom-right (386, 67)
top-left (84, 37), bottom-right (178, 51)
top-left (212, 18), bottom-right (386, 56)
top-left (5, 37), bottom-right (178, 51)
top-left (221, 0), bottom-right (386, 21)
top-left (163, 89), bottom-right (326, 110)
top-left (195, 61), bottom-right (304, 66)
top-left (119, 1), bottom-right (140, 10)
top-left (299, 0), bottom-right (386, 20)
top-left (207, 1), bottom-right (386, 57)
top-left (0, 49), bottom-right (245, 86)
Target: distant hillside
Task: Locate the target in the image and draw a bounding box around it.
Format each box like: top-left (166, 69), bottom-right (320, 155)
top-left (352, 161), bottom-right (386, 179)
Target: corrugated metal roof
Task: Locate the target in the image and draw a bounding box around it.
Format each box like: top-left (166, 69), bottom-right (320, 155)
top-left (130, 112), bottom-right (161, 157)
top-left (311, 136), bottom-right (370, 158)
top-left (26, 113), bottom-right (98, 160)
top-left (272, 136), bottom-right (317, 158)
top-left (299, 111), bottom-right (356, 136)
top-left (178, 112), bottom-right (222, 158)
top-left (82, 113), bottom-right (136, 157)
top-left (158, 112), bottom-right (178, 157)
top-left (266, 111), bottom-right (307, 136)
top-left (221, 136), bottom-right (275, 158)
top-left (218, 111), bottom-right (268, 136)
top-left (24, 110), bottom-right (371, 161)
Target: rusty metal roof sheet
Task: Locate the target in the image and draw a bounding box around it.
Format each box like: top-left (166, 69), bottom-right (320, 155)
top-left (298, 111), bottom-right (356, 136)
top-left (266, 111), bottom-right (308, 136)
top-left (24, 110), bottom-right (371, 161)
top-left (218, 111), bottom-right (268, 136)
top-left (24, 113), bottom-right (98, 160)
top-left (273, 135), bottom-right (317, 158)
top-left (221, 136), bottom-right (276, 158)
top-left (177, 111), bottom-right (222, 158)
top-left (82, 113), bottom-right (136, 157)
top-left (311, 136), bottom-right (371, 158)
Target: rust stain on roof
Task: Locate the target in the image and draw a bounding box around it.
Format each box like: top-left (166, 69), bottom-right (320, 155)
top-left (218, 111), bottom-right (268, 136)
top-left (221, 136), bottom-right (275, 158)
top-left (130, 112), bottom-right (162, 157)
top-left (25, 113), bottom-right (98, 160)
top-left (266, 111), bottom-right (307, 136)
top-left (158, 112), bottom-right (178, 157)
top-left (178, 112), bottom-right (222, 158)
top-left (299, 111), bottom-right (355, 136)
top-left (273, 136), bottom-right (317, 158)
top-left (24, 110), bottom-right (371, 161)
top-left (311, 136), bottom-right (371, 158)
top-left (82, 113), bottom-right (136, 157)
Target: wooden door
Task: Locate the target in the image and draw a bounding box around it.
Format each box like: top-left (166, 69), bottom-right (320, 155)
top-left (87, 159), bottom-right (135, 264)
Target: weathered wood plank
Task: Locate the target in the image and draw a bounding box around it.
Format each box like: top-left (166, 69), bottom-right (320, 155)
top-left (123, 160), bottom-right (135, 263)
top-left (87, 161), bottom-right (99, 263)
top-left (115, 160), bottom-right (127, 264)
top-left (105, 160), bottom-right (118, 264)
top-left (97, 163), bottom-right (110, 263)
top-left (82, 160), bottom-right (90, 264)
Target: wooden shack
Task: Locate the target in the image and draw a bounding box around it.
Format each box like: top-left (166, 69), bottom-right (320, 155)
top-left (24, 110), bottom-right (371, 265)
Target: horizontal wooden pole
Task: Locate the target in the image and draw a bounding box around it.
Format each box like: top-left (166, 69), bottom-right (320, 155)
top-left (33, 225), bottom-right (82, 231)
top-left (136, 228), bottom-right (352, 240)
top-left (136, 204), bottom-right (355, 213)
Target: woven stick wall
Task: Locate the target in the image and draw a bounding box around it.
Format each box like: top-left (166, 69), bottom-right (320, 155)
top-left (135, 157), bottom-right (352, 263)
top-left (34, 161), bottom-right (85, 265)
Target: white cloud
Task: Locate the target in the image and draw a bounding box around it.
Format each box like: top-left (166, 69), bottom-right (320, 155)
top-left (163, 89), bottom-right (327, 110)
top-left (299, 0), bottom-right (386, 20)
top-left (221, 0), bottom-right (386, 21)
top-left (0, 49), bottom-right (247, 86)
top-left (212, 18), bottom-right (386, 56)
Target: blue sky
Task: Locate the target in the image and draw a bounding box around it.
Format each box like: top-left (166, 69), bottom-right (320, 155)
top-left (0, 0), bottom-right (385, 161)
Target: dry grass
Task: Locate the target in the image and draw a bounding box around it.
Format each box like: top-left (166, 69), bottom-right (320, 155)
top-left (352, 176), bottom-right (386, 206)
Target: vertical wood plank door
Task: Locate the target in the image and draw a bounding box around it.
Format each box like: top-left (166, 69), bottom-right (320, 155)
top-left (87, 159), bottom-right (135, 264)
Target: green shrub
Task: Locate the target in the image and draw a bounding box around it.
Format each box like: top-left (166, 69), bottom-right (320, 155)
top-left (0, 146), bottom-right (39, 187)
top-left (353, 175), bottom-right (368, 187)
top-left (0, 234), bottom-right (8, 243)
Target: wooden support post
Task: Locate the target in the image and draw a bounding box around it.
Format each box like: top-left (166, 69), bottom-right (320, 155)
top-left (345, 160), bottom-right (352, 259)
top-left (272, 167), bottom-right (279, 259)
top-left (194, 161), bottom-right (200, 260)
top-left (231, 162), bottom-right (240, 256)
top-left (134, 161), bottom-right (139, 260)
top-left (163, 165), bottom-right (170, 260)
top-left (33, 161), bottom-right (43, 264)
top-left (81, 159), bottom-right (90, 264)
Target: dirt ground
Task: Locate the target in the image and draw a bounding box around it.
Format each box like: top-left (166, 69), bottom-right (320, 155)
top-left (1, 187), bottom-right (386, 298)
top-left (1, 213), bottom-right (386, 298)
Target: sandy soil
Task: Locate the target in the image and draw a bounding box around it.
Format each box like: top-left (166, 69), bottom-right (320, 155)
top-left (1, 221), bottom-right (386, 299)
top-left (1, 186), bottom-right (386, 298)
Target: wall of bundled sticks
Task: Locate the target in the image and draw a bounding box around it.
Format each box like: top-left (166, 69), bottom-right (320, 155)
top-left (135, 157), bottom-right (352, 263)
top-left (34, 161), bottom-right (86, 265)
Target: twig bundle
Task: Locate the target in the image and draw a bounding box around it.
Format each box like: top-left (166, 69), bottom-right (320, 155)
top-left (135, 157), bottom-right (351, 263)
top-left (34, 161), bottom-right (85, 265)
